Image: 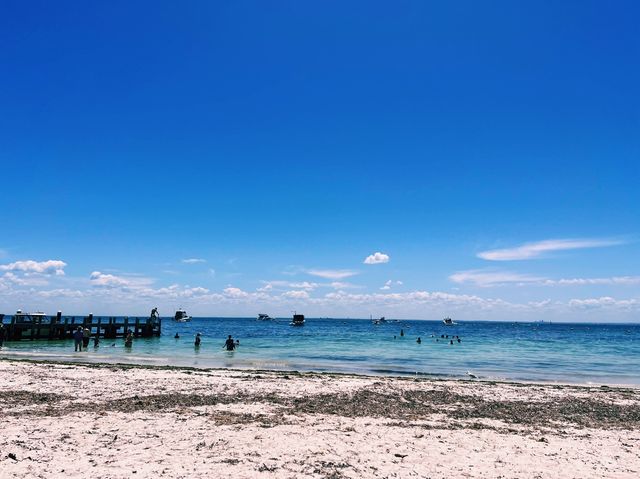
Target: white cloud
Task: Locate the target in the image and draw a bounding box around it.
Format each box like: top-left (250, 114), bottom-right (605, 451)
top-left (0, 259), bottom-right (67, 275)
top-left (363, 252), bottom-right (390, 264)
top-left (223, 286), bottom-right (249, 298)
top-left (569, 296), bottom-right (639, 311)
top-left (477, 238), bottom-right (624, 261)
top-left (306, 269), bottom-right (359, 280)
top-left (330, 281), bottom-right (359, 290)
top-left (449, 269), bottom-right (546, 287)
top-left (2, 271), bottom-right (50, 286)
top-left (182, 258), bottom-right (206, 264)
top-left (90, 271), bottom-right (135, 288)
top-left (289, 281), bottom-right (319, 291)
top-left (380, 280), bottom-right (403, 290)
top-left (282, 290), bottom-right (310, 299)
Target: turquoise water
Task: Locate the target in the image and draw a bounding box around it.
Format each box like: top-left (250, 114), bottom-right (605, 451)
top-left (1, 318), bottom-right (639, 385)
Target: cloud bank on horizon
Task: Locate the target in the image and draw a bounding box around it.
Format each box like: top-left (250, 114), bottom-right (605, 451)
top-left (1, 236), bottom-right (638, 322)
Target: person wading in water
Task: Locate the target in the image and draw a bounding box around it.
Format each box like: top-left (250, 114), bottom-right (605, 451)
top-left (223, 335), bottom-right (236, 351)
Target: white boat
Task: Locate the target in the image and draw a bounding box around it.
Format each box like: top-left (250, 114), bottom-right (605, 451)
top-left (257, 313), bottom-right (275, 321)
top-left (173, 309), bottom-right (192, 322)
top-left (371, 315), bottom-right (387, 325)
top-left (14, 310), bottom-right (48, 323)
top-left (443, 317), bottom-right (456, 325)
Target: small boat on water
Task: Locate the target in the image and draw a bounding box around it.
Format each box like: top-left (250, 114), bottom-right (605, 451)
top-left (371, 315), bottom-right (387, 325)
top-left (173, 309), bottom-right (192, 322)
top-left (257, 313), bottom-right (275, 321)
top-left (443, 317), bottom-right (456, 326)
top-left (290, 313), bottom-right (305, 326)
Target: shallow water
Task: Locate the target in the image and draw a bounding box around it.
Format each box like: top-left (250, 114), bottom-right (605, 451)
top-left (1, 318), bottom-right (639, 385)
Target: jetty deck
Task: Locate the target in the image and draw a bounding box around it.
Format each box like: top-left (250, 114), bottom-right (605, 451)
top-left (0, 312), bottom-right (161, 341)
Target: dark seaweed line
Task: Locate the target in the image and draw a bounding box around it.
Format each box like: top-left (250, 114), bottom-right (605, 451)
top-left (2, 387), bottom-right (639, 430)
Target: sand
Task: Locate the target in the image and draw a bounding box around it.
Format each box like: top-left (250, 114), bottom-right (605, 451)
top-left (0, 359), bottom-right (639, 478)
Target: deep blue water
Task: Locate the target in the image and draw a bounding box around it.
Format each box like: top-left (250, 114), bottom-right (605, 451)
top-left (1, 318), bottom-right (639, 385)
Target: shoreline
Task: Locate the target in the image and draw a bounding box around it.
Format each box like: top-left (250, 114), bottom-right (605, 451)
top-left (1, 358), bottom-right (639, 478)
top-left (2, 355), bottom-right (639, 390)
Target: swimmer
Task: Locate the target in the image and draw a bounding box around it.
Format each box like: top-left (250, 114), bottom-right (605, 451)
top-left (223, 335), bottom-right (236, 351)
top-left (416, 337), bottom-right (422, 344)
top-left (174, 333), bottom-right (180, 339)
top-left (195, 333), bottom-right (201, 347)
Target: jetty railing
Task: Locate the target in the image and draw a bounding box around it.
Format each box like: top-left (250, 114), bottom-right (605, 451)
top-left (0, 312), bottom-right (162, 342)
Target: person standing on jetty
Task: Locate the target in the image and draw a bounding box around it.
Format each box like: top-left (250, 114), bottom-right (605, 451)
top-left (73, 326), bottom-right (83, 352)
top-left (224, 335), bottom-right (236, 351)
top-left (0, 323), bottom-right (6, 348)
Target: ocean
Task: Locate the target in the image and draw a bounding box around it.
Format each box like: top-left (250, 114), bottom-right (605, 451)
top-left (1, 317), bottom-right (638, 385)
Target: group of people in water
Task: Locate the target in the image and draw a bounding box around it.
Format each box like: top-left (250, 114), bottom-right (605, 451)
top-left (394, 328), bottom-right (463, 346)
top-left (72, 325), bottom-right (131, 351)
top-left (174, 332), bottom-right (240, 351)
top-left (69, 326), bottom-right (241, 352)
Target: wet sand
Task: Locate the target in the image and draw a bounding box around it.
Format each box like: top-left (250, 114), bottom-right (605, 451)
top-left (1, 359), bottom-right (639, 478)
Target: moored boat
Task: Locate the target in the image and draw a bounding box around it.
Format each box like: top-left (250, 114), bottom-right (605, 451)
top-left (174, 309), bottom-right (192, 322)
top-left (290, 313), bottom-right (305, 326)
top-left (443, 317), bottom-right (456, 325)
top-left (257, 313), bottom-right (275, 321)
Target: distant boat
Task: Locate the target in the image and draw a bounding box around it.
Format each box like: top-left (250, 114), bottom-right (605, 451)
top-left (290, 313), bottom-right (305, 326)
top-left (173, 309), bottom-right (192, 322)
top-left (371, 315), bottom-right (387, 325)
top-left (443, 317), bottom-right (456, 326)
top-left (257, 313), bottom-right (275, 321)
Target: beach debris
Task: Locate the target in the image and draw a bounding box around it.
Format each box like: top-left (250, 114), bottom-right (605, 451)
top-left (394, 453), bottom-right (408, 459)
top-left (8, 452), bottom-right (18, 461)
top-left (467, 371), bottom-right (478, 379)
top-left (258, 463), bottom-right (278, 472)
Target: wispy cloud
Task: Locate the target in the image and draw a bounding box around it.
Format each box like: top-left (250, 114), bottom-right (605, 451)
top-left (477, 238), bottom-right (625, 261)
top-left (451, 269), bottom-right (640, 288)
top-left (182, 258), bottom-right (207, 264)
top-left (547, 276), bottom-right (640, 286)
top-left (449, 269), bottom-right (545, 287)
top-left (363, 252), bottom-right (390, 264)
top-left (306, 269), bottom-right (359, 280)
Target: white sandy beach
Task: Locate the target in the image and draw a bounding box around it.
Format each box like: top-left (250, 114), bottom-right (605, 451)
top-left (0, 359), bottom-right (638, 478)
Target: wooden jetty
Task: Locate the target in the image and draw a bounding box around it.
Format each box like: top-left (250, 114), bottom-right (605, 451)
top-left (0, 310), bottom-right (162, 342)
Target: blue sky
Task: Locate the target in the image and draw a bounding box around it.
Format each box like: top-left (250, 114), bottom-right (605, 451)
top-left (1, 1), bottom-right (638, 320)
